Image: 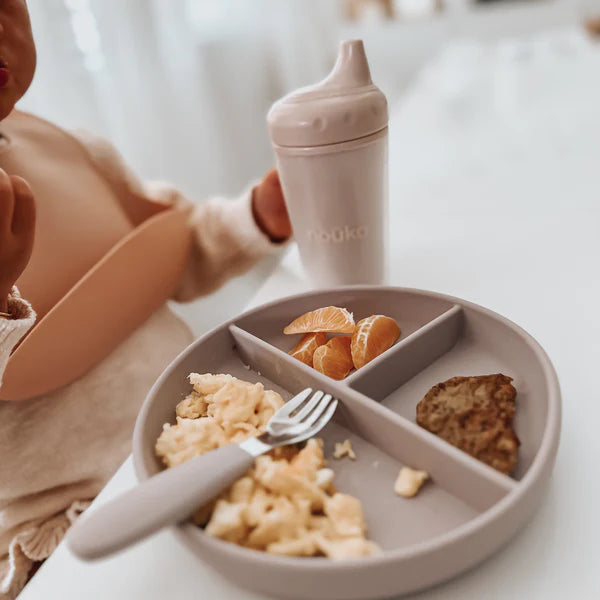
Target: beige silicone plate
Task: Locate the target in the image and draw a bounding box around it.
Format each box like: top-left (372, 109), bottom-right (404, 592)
top-left (132, 287), bottom-right (561, 600)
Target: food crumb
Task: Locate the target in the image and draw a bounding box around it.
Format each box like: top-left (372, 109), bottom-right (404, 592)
top-left (394, 466), bottom-right (429, 498)
top-left (257, 371), bottom-right (262, 376)
top-left (333, 439), bottom-right (356, 460)
top-left (242, 364), bottom-right (251, 370)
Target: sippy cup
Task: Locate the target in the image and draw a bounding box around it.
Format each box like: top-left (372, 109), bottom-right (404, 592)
top-left (268, 39), bottom-right (388, 286)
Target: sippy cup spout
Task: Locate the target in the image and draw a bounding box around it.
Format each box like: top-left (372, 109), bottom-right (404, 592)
top-left (324, 40), bottom-right (373, 88)
top-left (267, 38), bottom-right (387, 147)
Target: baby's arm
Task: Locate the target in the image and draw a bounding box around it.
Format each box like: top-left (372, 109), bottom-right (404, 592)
top-left (0, 170), bottom-right (36, 386)
top-left (75, 133), bottom-right (290, 301)
top-left (159, 171), bottom-right (290, 300)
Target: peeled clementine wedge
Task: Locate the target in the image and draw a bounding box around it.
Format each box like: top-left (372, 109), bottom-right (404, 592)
top-left (284, 306), bottom-right (355, 335)
top-left (313, 336), bottom-right (353, 380)
top-left (351, 315), bottom-right (401, 369)
top-left (283, 306), bottom-right (355, 335)
top-left (288, 332), bottom-right (327, 366)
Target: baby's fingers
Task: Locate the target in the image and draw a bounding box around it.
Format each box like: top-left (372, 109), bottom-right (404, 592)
top-left (0, 168), bottom-right (15, 234)
top-left (10, 176), bottom-right (36, 240)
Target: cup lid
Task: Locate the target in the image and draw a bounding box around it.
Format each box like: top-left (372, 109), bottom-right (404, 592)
top-left (267, 40), bottom-right (388, 148)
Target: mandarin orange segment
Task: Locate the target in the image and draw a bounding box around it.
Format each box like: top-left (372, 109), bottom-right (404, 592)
top-left (288, 332), bottom-right (328, 367)
top-left (312, 336), bottom-right (353, 380)
top-left (283, 306), bottom-right (355, 335)
top-left (350, 315), bottom-right (401, 370)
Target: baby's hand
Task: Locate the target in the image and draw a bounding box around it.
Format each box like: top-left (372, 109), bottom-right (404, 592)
top-left (0, 170), bottom-right (35, 313)
top-left (252, 169), bottom-right (291, 242)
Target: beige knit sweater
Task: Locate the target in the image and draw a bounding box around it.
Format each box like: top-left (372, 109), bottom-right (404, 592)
top-left (0, 125), bottom-right (280, 598)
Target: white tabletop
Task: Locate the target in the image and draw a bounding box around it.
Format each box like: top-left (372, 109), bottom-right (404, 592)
top-left (22, 29), bottom-right (600, 599)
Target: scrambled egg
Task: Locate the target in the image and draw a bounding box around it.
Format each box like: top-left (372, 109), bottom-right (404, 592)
top-left (155, 373), bottom-right (380, 559)
top-left (333, 439), bottom-right (357, 460)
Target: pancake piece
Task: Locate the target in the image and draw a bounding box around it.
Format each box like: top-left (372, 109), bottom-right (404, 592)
top-left (416, 374), bottom-right (520, 475)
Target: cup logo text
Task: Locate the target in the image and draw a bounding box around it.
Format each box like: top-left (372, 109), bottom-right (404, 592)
top-left (307, 225), bottom-right (368, 243)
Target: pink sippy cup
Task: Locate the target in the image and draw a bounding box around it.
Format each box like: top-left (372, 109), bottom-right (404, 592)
top-left (268, 39), bottom-right (388, 286)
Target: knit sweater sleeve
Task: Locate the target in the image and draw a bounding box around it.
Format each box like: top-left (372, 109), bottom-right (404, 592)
top-left (73, 131), bottom-right (285, 303)
top-left (0, 287), bottom-right (36, 387)
top-left (143, 181), bottom-right (282, 301)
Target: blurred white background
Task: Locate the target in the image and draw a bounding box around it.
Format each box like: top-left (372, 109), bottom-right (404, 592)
top-left (16, 0), bottom-right (597, 332)
top-left (19, 0), bottom-right (588, 198)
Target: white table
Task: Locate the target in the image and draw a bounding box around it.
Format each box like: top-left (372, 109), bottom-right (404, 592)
top-left (22, 29), bottom-right (600, 599)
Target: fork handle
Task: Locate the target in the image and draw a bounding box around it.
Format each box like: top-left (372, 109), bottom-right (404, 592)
top-left (67, 444), bottom-right (255, 561)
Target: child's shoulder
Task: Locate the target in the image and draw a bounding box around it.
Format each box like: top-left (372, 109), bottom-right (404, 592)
top-left (3, 108), bottom-right (98, 162)
top-left (6, 108), bottom-right (73, 138)
top-left (9, 108), bottom-right (114, 156)
top-left (4, 109), bottom-right (118, 173)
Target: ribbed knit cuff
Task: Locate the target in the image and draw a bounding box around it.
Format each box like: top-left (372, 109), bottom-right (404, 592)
top-left (0, 287), bottom-right (36, 386)
top-left (225, 182), bottom-right (288, 256)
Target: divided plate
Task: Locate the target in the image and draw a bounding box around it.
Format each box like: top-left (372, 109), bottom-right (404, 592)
top-left (133, 287), bottom-right (561, 600)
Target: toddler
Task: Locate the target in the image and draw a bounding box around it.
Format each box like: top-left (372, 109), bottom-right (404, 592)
top-left (0, 2), bottom-right (291, 597)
